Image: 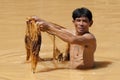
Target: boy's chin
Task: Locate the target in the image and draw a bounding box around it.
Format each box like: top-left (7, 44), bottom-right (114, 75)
top-left (77, 31), bottom-right (85, 34)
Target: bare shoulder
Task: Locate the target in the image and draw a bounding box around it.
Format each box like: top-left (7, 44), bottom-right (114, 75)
top-left (83, 33), bottom-right (96, 48)
top-left (83, 32), bottom-right (96, 40)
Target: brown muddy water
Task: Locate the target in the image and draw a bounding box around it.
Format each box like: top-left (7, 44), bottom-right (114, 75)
top-left (0, 0), bottom-right (120, 80)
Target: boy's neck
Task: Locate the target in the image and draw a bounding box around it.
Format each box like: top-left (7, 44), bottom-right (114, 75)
top-left (76, 31), bottom-right (90, 36)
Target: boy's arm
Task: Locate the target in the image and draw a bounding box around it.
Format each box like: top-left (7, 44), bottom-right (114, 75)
top-left (41, 22), bottom-right (76, 43)
top-left (32, 16), bottom-right (95, 45)
top-left (39, 21), bottom-right (95, 45)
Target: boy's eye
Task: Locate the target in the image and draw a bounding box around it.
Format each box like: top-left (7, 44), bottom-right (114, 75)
top-left (76, 19), bottom-right (81, 22)
top-left (75, 17), bottom-right (89, 23)
top-left (83, 20), bottom-right (88, 23)
top-left (76, 19), bottom-right (88, 23)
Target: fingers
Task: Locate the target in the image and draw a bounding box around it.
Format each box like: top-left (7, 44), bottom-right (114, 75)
top-left (36, 21), bottom-right (44, 26)
top-left (31, 16), bottom-right (40, 22)
top-left (26, 16), bottom-right (48, 32)
top-left (26, 16), bottom-right (39, 22)
top-left (36, 22), bottom-right (48, 31)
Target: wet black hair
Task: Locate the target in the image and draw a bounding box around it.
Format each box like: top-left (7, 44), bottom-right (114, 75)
top-left (72, 7), bottom-right (93, 21)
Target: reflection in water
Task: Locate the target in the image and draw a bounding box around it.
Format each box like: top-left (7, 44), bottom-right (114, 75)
top-left (35, 59), bottom-right (113, 73)
top-left (94, 61), bottom-right (112, 69)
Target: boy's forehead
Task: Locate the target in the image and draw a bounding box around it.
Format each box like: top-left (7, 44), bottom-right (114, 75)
top-left (75, 17), bottom-right (89, 20)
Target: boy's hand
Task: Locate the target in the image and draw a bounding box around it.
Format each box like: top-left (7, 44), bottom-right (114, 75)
top-left (26, 16), bottom-right (50, 32)
top-left (36, 21), bottom-right (49, 32)
top-left (27, 16), bottom-right (40, 22)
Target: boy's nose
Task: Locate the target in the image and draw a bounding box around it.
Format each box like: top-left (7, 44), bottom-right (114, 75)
top-left (79, 21), bottom-right (84, 26)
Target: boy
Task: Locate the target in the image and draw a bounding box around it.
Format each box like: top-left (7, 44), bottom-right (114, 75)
top-left (33, 7), bottom-right (96, 69)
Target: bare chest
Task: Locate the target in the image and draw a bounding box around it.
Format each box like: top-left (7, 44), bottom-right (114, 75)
top-left (70, 44), bottom-right (85, 59)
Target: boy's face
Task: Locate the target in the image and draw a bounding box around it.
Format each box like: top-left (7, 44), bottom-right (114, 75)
top-left (73, 17), bottom-right (93, 35)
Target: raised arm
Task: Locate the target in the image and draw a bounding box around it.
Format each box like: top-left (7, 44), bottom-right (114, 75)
top-left (30, 16), bottom-right (95, 45)
top-left (37, 21), bottom-right (77, 43)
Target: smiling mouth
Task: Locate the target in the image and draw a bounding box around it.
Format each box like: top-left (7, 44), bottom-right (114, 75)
top-left (79, 28), bottom-right (84, 31)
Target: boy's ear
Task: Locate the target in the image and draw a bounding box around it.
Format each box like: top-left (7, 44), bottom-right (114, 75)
top-left (72, 20), bottom-right (75, 23)
top-left (89, 20), bottom-right (93, 27)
